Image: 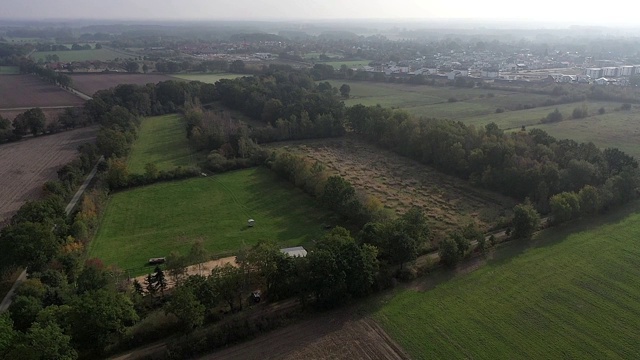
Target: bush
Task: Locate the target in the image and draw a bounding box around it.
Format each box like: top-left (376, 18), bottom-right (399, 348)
top-left (598, 107), bottom-right (605, 115)
top-left (495, 108), bottom-right (505, 113)
top-left (447, 97), bottom-right (458, 103)
top-left (622, 103), bottom-right (632, 111)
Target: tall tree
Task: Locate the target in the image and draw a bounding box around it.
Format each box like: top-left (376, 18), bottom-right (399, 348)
top-left (70, 289), bottom-right (138, 355)
top-left (164, 285), bottom-right (205, 332)
top-left (512, 202), bottom-right (541, 239)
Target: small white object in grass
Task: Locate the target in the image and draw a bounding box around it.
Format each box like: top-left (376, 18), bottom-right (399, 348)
top-left (248, 219), bottom-right (255, 227)
top-left (201, 172), bottom-right (207, 177)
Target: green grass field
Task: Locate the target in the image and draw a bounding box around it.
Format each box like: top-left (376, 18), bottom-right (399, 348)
top-left (127, 114), bottom-right (199, 174)
top-left (89, 168), bottom-right (330, 274)
top-left (527, 107), bottom-right (640, 159)
top-left (170, 73), bottom-right (244, 84)
top-left (0, 66), bottom-right (19, 75)
top-left (374, 201), bottom-right (640, 359)
top-left (30, 48), bottom-right (127, 62)
top-left (327, 80), bottom-right (554, 118)
top-left (323, 60), bottom-right (372, 69)
top-left (462, 101), bottom-right (619, 130)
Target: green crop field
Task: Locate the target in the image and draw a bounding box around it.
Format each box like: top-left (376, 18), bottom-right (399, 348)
top-left (127, 114), bottom-right (199, 174)
top-left (89, 168), bottom-right (330, 274)
top-left (374, 201), bottom-right (640, 359)
top-left (170, 73), bottom-right (244, 84)
top-left (0, 66), bottom-right (19, 75)
top-left (30, 48), bottom-right (127, 62)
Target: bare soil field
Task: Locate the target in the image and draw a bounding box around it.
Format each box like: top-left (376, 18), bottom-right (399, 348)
top-left (0, 75), bottom-right (84, 109)
top-left (0, 108), bottom-right (67, 124)
top-left (275, 138), bottom-right (516, 234)
top-left (201, 311), bottom-right (409, 360)
top-left (0, 126), bottom-right (98, 225)
top-left (69, 73), bottom-right (175, 96)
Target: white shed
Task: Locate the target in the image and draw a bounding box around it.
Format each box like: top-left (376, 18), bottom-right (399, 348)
top-left (280, 246), bottom-right (307, 257)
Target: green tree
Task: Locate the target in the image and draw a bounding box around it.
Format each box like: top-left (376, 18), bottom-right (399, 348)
top-left (166, 251), bottom-right (188, 286)
top-left (105, 158), bottom-right (129, 189)
top-left (14, 108), bottom-right (46, 136)
top-left (142, 63), bottom-right (148, 73)
top-left (70, 289), bottom-right (138, 354)
top-left (153, 266), bottom-right (167, 296)
top-left (578, 185), bottom-right (600, 215)
top-left (209, 264), bottom-right (244, 312)
top-left (76, 259), bottom-right (111, 294)
top-left (236, 241), bottom-right (283, 294)
top-left (0, 313), bottom-right (16, 357)
top-left (229, 60), bottom-right (245, 73)
top-left (124, 61), bottom-right (139, 73)
top-left (187, 240), bottom-right (209, 276)
top-left (164, 285), bottom-right (205, 332)
top-left (512, 202), bottom-right (541, 239)
top-left (0, 222), bottom-right (60, 272)
top-left (144, 162), bottom-right (158, 180)
top-left (550, 191), bottom-right (581, 223)
top-left (339, 84), bottom-right (351, 98)
top-left (439, 237), bottom-right (460, 268)
top-left (8, 296), bottom-right (43, 332)
top-left (10, 322), bottom-right (77, 360)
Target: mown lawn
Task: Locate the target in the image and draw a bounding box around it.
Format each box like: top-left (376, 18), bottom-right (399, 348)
top-left (375, 201), bottom-right (640, 359)
top-left (170, 73), bottom-right (244, 84)
top-left (89, 168), bottom-right (331, 275)
top-left (127, 114), bottom-right (199, 174)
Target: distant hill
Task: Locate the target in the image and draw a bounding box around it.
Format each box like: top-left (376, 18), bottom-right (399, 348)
top-left (278, 30), bottom-right (311, 41)
top-left (318, 31), bottom-right (360, 40)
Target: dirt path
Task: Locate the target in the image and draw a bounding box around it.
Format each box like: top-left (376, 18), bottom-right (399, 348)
top-left (131, 256), bottom-right (237, 288)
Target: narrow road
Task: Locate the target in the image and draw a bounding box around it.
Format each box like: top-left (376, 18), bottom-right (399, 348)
top-left (0, 156), bottom-right (104, 313)
top-left (0, 105), bottom-right (77, 111)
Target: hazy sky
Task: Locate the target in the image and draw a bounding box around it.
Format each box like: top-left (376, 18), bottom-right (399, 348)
top-left (2, 0), bottom-right (638, 26)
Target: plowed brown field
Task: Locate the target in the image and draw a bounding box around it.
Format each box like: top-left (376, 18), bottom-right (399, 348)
top-left (69, 73), bottom-right (175, 96)
top-left (0, 126), bottom-right (98, 225)
top-left (201, 312), bottom-right (409, 360)
top-left (0, 75), bottom-right (84, 109)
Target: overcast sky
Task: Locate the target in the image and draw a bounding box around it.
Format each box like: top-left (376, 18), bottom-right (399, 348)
top-left (1, 0), bottom-right (638, 26)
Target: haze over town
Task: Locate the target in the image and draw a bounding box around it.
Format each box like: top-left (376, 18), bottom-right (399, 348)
top-left (2, 0), bottom-right (640, 27)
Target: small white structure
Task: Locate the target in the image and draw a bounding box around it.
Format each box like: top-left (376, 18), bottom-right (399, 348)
top-left (280, 246), bottom-right (307, 258)
top-left (248, 219), bottom-right (255, 227)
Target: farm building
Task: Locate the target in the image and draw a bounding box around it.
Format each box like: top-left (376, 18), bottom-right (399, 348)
top-left (280, 246), bottom-right (307, 257)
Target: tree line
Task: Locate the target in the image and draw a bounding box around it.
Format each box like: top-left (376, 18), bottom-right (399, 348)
top-left (345, 104), bottom-right (639, 213)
